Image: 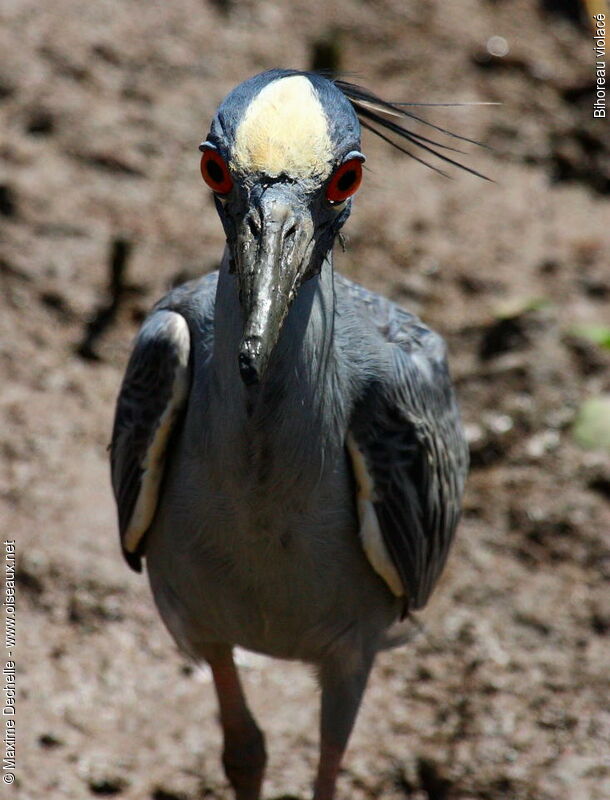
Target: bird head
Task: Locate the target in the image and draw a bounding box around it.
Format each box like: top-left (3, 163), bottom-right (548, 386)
top-left (200, 69), bottom-right (489, 385)
top-left (200, 70), bottom-right (364, 385)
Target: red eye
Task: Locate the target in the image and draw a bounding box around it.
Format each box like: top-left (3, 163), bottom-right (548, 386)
top-left (326, 158), bottom-right (363, 204)
top-left (200, 149), bottom-right (234, 195)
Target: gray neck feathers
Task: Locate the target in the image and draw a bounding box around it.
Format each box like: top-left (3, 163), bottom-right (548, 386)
top-left (208, 249), bottom-right (347, 502)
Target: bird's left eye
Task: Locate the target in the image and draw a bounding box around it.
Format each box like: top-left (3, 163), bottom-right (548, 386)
top-left (326, 158), bottom-right (363, 205)
top-left (200, 149), bottom-right (234, 195)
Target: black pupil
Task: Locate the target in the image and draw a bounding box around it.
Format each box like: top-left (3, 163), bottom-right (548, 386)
top-left (337, 168), bottom-right (356, 192)
top-left (206, 159), bottom-right (224, 184)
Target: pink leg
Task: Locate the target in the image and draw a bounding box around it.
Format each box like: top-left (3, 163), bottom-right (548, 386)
top-left (313, 741), bottom-right (346, 800)
top-left (313, 653), bottom-right (374, 800)
top-left (203, 644), bottom-right (266, 800)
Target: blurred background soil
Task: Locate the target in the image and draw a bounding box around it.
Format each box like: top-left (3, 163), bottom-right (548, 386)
top-left (1, 1), bottom-right (609, 798)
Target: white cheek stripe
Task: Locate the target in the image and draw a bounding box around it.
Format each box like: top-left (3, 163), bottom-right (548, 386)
top-left (232, 75), bottom-right (333, 179)
top-left (123, 314), bottom-right (190, 554)
top-left (346, 434), bottom-right (404, 597)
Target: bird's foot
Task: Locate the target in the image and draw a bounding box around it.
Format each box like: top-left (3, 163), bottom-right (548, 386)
top-left (222, 726), bottom-right (267, 800)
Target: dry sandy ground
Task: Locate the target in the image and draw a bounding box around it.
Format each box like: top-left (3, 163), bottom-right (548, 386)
top-left (1, 1), bottom-right (609, 798)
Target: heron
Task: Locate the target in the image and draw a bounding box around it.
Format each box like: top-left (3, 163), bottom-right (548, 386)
top-left (110, 69), bottom-right (472, 800)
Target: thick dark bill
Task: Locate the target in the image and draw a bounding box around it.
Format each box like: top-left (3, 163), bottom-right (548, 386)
top-left (236, 186), bottom-right (314, 385)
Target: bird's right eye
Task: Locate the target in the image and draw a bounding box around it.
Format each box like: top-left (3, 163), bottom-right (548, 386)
top-left (200, 149), bottom-right (234, 195)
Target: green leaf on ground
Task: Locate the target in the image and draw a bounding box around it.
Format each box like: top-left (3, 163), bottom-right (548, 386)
top-left (572, 395), bottom-right (610, 453)
top-left (568, 324), bottom-right (610, 351)
top-left (494, 297), bottom-right (552, 320)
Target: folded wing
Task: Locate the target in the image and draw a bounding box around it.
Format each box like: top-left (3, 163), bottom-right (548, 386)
top-left (348, 301), bottom-right (468, 611)
top-left (110, 310), bottom-right (191, 571)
